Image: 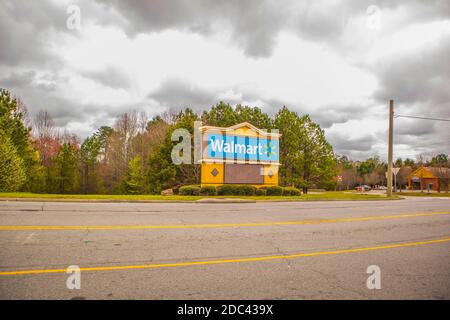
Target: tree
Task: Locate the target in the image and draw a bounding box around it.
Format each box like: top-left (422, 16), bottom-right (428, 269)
top-left (51, 143), bottom-right (79, 194)
top-left (235, 104), bottom-right (274, 129)
top-left (147, 143), bottom-right (177, 194)
top-left (431, 155), bottom-right (450, 192)
top-left (275, 108), bottom-right (336, 193)
top-left (403, 158), bottom-right (415, 168)
top-left (147, 109), bottom-right (199, 194)
top-left (0, 89), bottom-right (40, 191)
top-left (340, 168), bottom-right (357, 190)
top-left (431, 154), bottom-right (448, 167)
top-left (0, 132), bottom-right (26, 191)
top-left (103, 111), bottom-right (140, 192)
top-left (201, 102), bottom-right (239, 127)
top-left (357, 157), bottom-right (380, 176)
top-left (397, 166), bottom-right (412, 191)
top-left (298, 115), bottom-right (336, 192)
top-left (122, 156), bottom-right (146, 194)
top-left (394, 158), bottom-right (403, 167)
top-left (79, 134), bottom-right (102, 194)
top-left (337, 155), bottom-right (354, 170)
top-left (274, 107), bottom-right (301, 187)
top-left (336, 155), bottom-right (357, 190)
top-left (434, 167), bottom-right (450, 192)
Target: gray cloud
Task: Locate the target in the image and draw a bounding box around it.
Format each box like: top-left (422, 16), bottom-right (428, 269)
top-left (328, 134), bottom-right (377, 153)
top-left (148, 79), bottom-right (216, 112)
top-left (2, 0), bottom-right (448, 65)
top-left (1, 70), bottom-right (36, 88)
top-left (148, 78), bottom-right (375, 130)
top-left (1, 70), bottom-right (87, 126)
top-left (369, 34), bottom-right (450, 157)
top-left (373, 35), bottom-right (450, 116)
top-left (394, 119), bottom-right (437, 137)
top-left (96, 0), bottom-right (449, 58)
top-left (81, 67), bottom-right (130, 89)
top-left (0, 1), bottom-right (68, 66)
top-left (307, 104), bottom-right (374, 128)
top-left (97, 0), bottom-right (288, 58)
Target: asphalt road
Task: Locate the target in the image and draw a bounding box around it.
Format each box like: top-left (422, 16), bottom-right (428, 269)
top-left (0, 197), bottom-right (449, 299)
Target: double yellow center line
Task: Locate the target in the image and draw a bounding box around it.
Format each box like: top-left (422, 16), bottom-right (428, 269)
top-left (0, 211), bottom-right (449, 231)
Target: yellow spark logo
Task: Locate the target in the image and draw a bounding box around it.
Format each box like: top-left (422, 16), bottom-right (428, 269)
top-left (263, 142), bottom-right (277, 157)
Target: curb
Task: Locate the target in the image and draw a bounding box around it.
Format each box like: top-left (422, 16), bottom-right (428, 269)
top-left (196, 198), bottom-right (256, 203)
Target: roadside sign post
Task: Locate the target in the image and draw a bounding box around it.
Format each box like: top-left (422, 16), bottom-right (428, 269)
top-left (386, 168), bottom-right (400, 192)
top-left (392, 167), bottom-right (400, 192)
top-left (387, 100), bottom-right (394, 197)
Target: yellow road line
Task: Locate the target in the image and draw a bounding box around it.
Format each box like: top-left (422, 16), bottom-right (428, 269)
top-left (1, 237), bottom-right (449, 276)
top-left (0, 211), bottom-right (449, 231)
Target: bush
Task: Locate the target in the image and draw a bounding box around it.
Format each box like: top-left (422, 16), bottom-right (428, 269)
top-left (216, 184), bottom-right (256, 196)
top-left (200, 185), bottom-right (217, 196)
top-left (255, 188), bottom-right (267, 196)
top-left (216, 185), bottom-right (235, 196)
top-left (235, 185), bottom-right (256, 196)
top-left (282, 187), bottom-right (301, 196)
top-left (265, 186), bottom-right (283, 196)
top-left (179, 185), bottom-right (201, 196)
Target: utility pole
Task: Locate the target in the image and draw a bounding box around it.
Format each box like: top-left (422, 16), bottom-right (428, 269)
top-left (387, 99), bottom-right (394, 197)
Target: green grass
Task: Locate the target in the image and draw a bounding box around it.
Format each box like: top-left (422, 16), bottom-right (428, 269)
top-left (0, 192), bottom-right (200, 201)
top-left (0, 191), bottom-right (399, 202)
top-left (396, 192), bottom-right (450, 197)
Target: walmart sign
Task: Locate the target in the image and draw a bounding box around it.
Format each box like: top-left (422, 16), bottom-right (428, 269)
top-left (206, 133), bottom-right (279, 162)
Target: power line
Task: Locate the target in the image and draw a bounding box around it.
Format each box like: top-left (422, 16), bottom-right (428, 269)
top-left (394, 114), bottom-right (450, 122)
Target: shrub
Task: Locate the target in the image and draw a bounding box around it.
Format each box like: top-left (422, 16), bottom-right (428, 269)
top-left (216, 184), bottom-right (256, 196)
top-left (216, 185), bottom-right (235, 196)
top-left (255, 188), bottom-right (267, 196)
top-left (265, 186), bottom-right (283, 196)
top-left (235, 185), bottom-right (256, 196)
top-left (200, 185), bottom-right (217, 196)
top-left (179, 185), bottom-right (201, 196)
top-left (282, 187), bottom-right (301, 196)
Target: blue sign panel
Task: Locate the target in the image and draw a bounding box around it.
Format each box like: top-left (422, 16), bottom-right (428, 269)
top-left (206, 133), bottom-right (279, 162)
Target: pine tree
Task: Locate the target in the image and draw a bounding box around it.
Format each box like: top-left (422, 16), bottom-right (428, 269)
top-left (0, 132), bottom-right (26, 191)
top-left (0, 88), bottom-right (40, 191)
top-left (80, 134), bottom-right (102, 193)
top-left (275, 108), bottom-right (336, 193)
top-left (122, 156), bottom-right (146, 194)
top-left (52, 143), bottom-right (79, 194)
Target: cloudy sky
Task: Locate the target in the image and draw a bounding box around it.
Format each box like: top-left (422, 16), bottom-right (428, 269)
top-left (1, 0), bottom-right (449, 160)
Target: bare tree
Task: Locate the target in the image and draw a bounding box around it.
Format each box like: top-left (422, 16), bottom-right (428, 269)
top-left (16, 98), bottom-right (32, 129)
top-left (33, 110), bottom-right (59, 166)
top-left (59, 129), bottom-right (80, 147)
top-left (33, 110), bottom-right (56, 140)
top-left (433, 167), bottom-right (450, 192)
top-left (337, 168), bottom-right (354, 190)
top-left (103, 111), bottom-right (140, 191)
top-left (397, 166), bottom-right (412, 191)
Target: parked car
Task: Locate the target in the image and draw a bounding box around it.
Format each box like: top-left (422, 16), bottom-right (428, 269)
top-left (356, 185), bottom-right (372, 191)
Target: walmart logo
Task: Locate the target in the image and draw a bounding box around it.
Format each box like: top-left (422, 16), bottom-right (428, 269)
top-left (263, 142), bottom-right (277, 157)
top-left (207, 134), bottom-right (279, 162)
